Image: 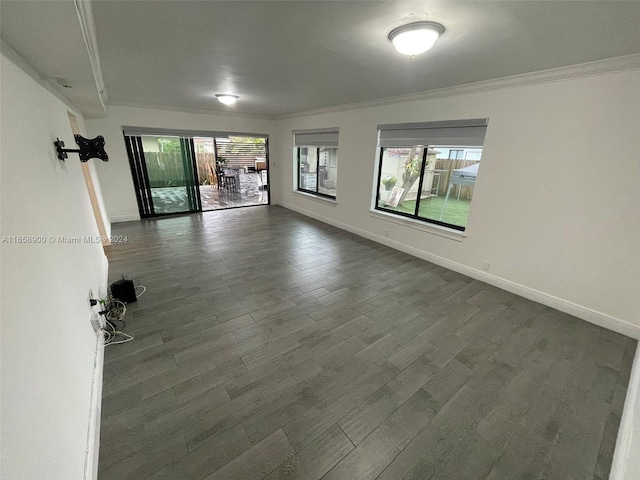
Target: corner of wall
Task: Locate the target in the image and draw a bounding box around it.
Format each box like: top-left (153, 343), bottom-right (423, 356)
top-left (610, 345), bottom-right (640, 480)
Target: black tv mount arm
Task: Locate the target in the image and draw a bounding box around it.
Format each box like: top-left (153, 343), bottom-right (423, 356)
top-left (54, 134), bottom-right (109, 162)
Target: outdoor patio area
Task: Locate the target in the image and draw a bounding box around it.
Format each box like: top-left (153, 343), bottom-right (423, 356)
top-left (150, 185), bottom-right (268, 214)
top-left (200, 185), bottom-right (268, 211)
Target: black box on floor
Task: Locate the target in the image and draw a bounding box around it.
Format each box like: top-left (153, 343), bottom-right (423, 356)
top-left (111, 278), bottom-right (137, 303)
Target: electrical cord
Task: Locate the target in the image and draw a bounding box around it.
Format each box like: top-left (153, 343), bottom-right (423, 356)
top-left (135, 285), bottom-right (146, 298)
top-left (99, 290), bottom-right (136, 346)
top-left (103, 327), bottom-right (113, 344)
top-left (106, 331), bottom-right (134, 346)
top-left (106, 299), bottom-right (126, 322)
top-left (103, 317), bottom-right (134, 346)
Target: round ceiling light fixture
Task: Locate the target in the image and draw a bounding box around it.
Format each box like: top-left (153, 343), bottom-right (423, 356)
top-left (388, 21), bottom-right (445, 56)
top-left (216, 94), bottom-right (239, 105)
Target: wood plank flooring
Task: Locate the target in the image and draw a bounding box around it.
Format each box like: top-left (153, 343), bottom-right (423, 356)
top-left (100, 206), bottom-right (636, 480)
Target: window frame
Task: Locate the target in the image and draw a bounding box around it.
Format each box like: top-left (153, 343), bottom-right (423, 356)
top-left (296, 146), bottom-right (337, 200)
top-left (374, 145), bottom-right (482, 232)
top-left (373, 119), bottom-right (488, 233)
top-left (449, 149), bottom-right (464, 160)
top-left (293, 128), bottom-right (339, 200)
top-left (374, 145), bottom-right (458, 232)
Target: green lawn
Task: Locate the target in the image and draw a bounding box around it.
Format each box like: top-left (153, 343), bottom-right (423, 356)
top-left (381, 195), bottom-right (471, 227)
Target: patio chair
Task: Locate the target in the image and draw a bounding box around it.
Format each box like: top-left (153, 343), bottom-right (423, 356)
top-left (223, 168), bottom-right (239, 192)
top-left (209, 165), bottom-right (221, 190)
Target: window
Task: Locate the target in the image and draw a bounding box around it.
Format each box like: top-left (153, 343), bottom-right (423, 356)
top-left (375, 119), bottom-right (488, 231)
top-left (294, 129), bottom-right (339, 199)
top-left (449, 149), bottom-right (464, 160)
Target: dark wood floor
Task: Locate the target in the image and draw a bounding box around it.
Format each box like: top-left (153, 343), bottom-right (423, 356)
top-left (99, 206), bottom-right (636, 480)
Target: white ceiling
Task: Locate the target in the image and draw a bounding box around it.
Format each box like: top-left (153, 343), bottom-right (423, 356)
top-left (0, 0), bottom-right (106, 117)
top-left (3, 1), bottom-right (640, 118)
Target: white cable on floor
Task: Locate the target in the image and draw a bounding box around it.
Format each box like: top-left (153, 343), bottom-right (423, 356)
top-left (106, 331), bottom-right (134, 346)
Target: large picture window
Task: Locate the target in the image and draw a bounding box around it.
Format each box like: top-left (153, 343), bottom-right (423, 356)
top-left (375, 119), bottom-right (488, 231)
top-left (294, 129), bottom-right (339, 199)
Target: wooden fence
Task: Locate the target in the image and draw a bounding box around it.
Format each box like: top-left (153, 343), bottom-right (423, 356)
top-left (430, 159), bottom-right (479, 200)
top-left (144, 152), bottom-right (188, 188)
top-left (195, 152), bottom-right (216, 185)
top-left (195, 152), bottom-right (265, 185)
top-left (143, 151), bottom-right (264, 188)
top-left (217, 154), bottom-right (265, 171)
top-left (216, 140), bottom-right (267, 172)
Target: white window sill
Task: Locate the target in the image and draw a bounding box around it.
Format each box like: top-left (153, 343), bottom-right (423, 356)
top-left (369, 209), bottom-right (466, 242)
top-left (293, 190), bottom-right (337, 205)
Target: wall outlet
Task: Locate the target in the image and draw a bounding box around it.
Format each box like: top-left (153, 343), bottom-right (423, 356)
top-left (482, 261), bottom-right (491, 271)
top-left (384, 230), bottom-right (389, 238)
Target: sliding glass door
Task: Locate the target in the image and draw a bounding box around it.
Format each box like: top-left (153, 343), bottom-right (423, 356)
top-left (124, 128), bottom-right (269, 217)
top-left (124, 135), bottom-right (201, 217)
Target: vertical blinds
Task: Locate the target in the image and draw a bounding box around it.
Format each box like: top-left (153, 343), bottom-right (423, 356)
top-left (378, 118), bottom-right (488, 147)
top-left (294, 129), bottom-right (339, 147)
top-left (123, 135), bottom-right (154, 218)
top-left (123, 134), bottom-right (201, 218)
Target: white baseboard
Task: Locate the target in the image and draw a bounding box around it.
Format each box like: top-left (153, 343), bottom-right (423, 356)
top-left (83, 256), bottom-right (109, 479)
top-left (83, 331), bottom-right (105, 480)
top-left (280, 202), bottom-right (640, 340)
top-left (110, 214), bottom-right (140, 223)
top-left (610, 346), bottom-right (640, 480)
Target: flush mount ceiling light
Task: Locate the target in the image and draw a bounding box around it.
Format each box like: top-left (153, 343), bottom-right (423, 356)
top-left (216, 94), bottom-right (239, 105)
top-left (388, 21), bottom-right (445, 56)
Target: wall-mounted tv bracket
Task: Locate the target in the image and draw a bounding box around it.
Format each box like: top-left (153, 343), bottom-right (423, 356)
top-left (54, 134), bottom-right (109, 162)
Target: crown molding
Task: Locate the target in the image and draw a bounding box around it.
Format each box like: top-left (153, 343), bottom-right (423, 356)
top-left (0, 40), bottom-right (83, 116)
top-left (74, 0), bottom-right (107, 112)
top-left (106, 100), bottom-right (276, 121)
top-left (277, 53), bottom-right (640, 120)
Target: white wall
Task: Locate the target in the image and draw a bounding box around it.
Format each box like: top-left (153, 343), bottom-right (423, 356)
top-left (86, 106), bottom-right (277, 222)
top-left (611, 347), bottom-right (640, 480)
top-left (274, 66), bottom-right (640, 335)
top-left (0, 51), bottom-right (108, 479)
